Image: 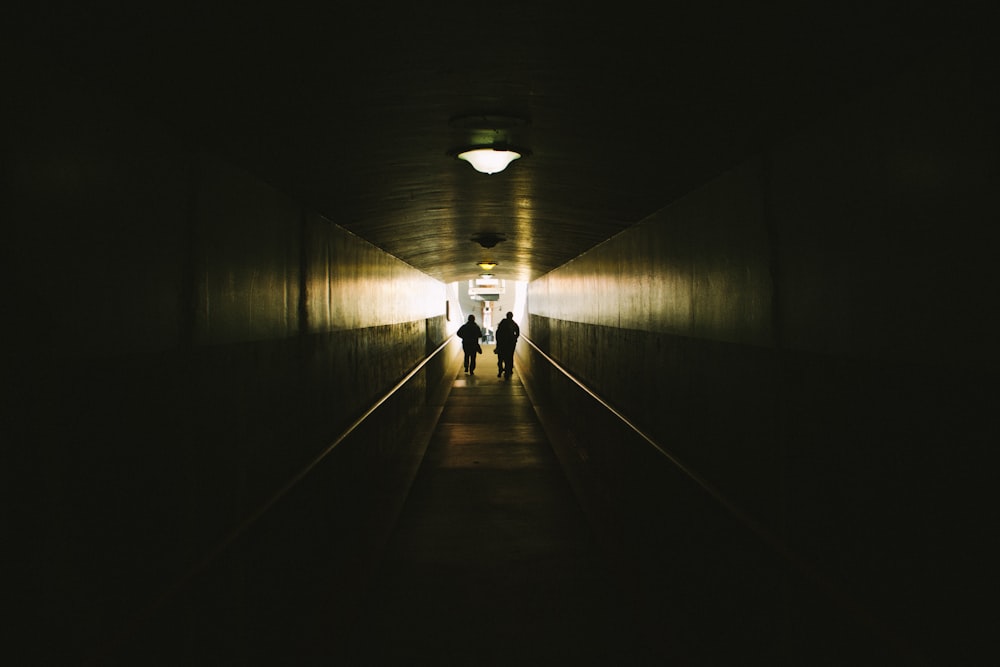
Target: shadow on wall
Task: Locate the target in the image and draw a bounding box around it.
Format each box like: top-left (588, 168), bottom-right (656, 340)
top-left (5, 78), bottom-right (450, 664)
top-left (518, 327), bottom-right (997, 666)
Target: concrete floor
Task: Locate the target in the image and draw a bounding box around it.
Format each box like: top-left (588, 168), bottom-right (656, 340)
top-left (339, 361), bottom-right (654, 665)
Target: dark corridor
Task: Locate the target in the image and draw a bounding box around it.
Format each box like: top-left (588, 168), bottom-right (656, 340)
top-left (5, 5), bottom-right (999, 666)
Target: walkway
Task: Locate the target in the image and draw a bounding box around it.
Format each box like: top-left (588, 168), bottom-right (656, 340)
top-left (340, 350), bottom-right (651, 665)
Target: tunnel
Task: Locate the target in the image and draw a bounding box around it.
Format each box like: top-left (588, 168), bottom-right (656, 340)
top-left (4, 5), bottom-right (998, 666)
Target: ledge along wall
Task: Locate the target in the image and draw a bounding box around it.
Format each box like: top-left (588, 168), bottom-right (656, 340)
top-left (5, 78), bottom-right (448, 663)
top-left (525, 36), bottom-right (998, 666)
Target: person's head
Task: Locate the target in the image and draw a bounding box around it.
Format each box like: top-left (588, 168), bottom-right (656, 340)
top-left (467, 314), bottom-right (475, 322)
top-left (506, 312), bottom-right (514, 319)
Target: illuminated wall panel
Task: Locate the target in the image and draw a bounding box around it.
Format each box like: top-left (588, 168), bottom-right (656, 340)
top-left (194, 155), bottom-right (301, 345)
top-left (531, 158), bottom-right (772, 348)
top-left (305, 213), bottom-right (443, 332)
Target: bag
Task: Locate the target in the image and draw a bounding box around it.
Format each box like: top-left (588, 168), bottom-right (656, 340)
top-left (476, 343), bottom-right (483, 354)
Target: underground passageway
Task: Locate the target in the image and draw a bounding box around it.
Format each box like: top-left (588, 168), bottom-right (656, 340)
top-left (6, 4), bottom-right (999, 665)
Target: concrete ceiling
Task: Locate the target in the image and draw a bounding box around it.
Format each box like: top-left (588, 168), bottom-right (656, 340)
top-left (14, 3), bottom-right (971, 284)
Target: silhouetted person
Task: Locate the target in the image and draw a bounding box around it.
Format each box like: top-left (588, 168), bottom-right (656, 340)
top-left (495, 311), bottom-right (520, 379)
top-left (457, 314), bottom-right (482, 374)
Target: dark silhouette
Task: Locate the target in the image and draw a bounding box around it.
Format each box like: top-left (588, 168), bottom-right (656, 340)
top-left (457, 314), bottom-right (482, 374)
top-left (495, 311), bottom-right (520, 379)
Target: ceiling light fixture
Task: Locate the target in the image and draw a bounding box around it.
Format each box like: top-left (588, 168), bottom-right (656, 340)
top-left (477, 260), bottom-right (498, 272)
top-left (471, 232), bottom-right (506, 249)
top-left (448, 113), bottom-right (530, 175)
top-left (456, 146), bottom-right (523, 174)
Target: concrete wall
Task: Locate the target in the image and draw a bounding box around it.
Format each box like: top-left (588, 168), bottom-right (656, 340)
top-left (527, 36), bottom-right (998, 665)
top-left (5, 79), bottom-right (447, 662)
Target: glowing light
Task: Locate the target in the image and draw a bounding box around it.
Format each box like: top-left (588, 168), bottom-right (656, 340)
top-left (458, 148), bottom-right (522, 174)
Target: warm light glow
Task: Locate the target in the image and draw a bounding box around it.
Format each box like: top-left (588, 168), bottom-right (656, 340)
top-left (458, 148), bottom-right (521, 174)
top-left (477, 261), bottom-right (498, 271)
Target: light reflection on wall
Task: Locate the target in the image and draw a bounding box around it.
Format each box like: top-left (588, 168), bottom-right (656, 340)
top-left (445, 281), bottom-right (462, 336)
top-left (512, 280), bottom-right (528, 335)
top-left (195, 156), bottom-right (302, 346)
top-left (511, 186), bottom-right (536, 283)
top-left (529, 159), bottom-right (772, 347)
top-left (306, 213), bottom-right (445, 332)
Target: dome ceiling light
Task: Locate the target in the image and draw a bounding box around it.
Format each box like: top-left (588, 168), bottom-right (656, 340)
top-left (477, 260), bottom-right (498, 272)
top-left (456, 146), bottom-right (523, 174)
top-left (448, 113), bottom-right (530, 175)
top-left (471, 232), bottom-right (506, 249)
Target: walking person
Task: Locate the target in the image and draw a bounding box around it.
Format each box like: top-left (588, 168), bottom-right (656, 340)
top-left (457, 314), bottom-right (482, 374)
top-left (495, 311), bottom-right (520, 379)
